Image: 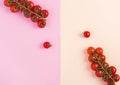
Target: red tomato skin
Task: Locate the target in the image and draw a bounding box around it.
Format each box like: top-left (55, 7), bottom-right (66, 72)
top-left (26, 1), bottom-right (34, 9)
top-left (84, 31), bottom-right (90, 38)
top-left (39, 10), bottom-right (49, 18)
top-left (43, 42), bottom-right (51, 49)
top-left (4, 0), bottom-right (12, 7)
top-left (88, 55), bottom-right (97, 63)
top-left (10, 3), bottom-right (20, 13)
top-left (33, 5), bottom-right (42, 13)
top-left (37, 19), bottom-right (46, 28)
top-left (99, 55), bottom-right (106, 61)
top-left (95, 70), bottom-right (103, 77)
top-left (91, 62), bottom-right (99, 71)
top-left (95, 47), bottom-right (103, 55)
top-left (87, 47), bottom-right (95, 55)
top-left (107, 66), bottom-right (116, 75)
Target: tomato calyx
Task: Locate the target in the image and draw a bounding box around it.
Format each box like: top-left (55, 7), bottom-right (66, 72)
top-left (39, 10), bottom-right (49, 18)
top-left (24, 9), bottom-right (31, 18)
top-left (95, 70), bottom-right (104, 77)
top-left (25, 1), bottom-right (34, 10)
top-left (107, 66), bottom-right (116, 75)
top-left (113, 74), bottom-right (120, 82)
top-left (33, 5), bottom-right (42, 13)
top-left (4, 0), bottom-right (13, 7)
top-left (37, 19), bottom-right (46, 28)
top-left (10, 3), bottom-right (20, 13)
top-left (31, 14), bottom-right (39, 22)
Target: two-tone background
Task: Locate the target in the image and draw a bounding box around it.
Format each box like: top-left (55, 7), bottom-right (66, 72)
top-left (0, 0), bottom-right (120, 85)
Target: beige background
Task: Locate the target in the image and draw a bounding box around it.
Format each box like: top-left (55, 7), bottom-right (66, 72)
top-left (61, 0), bottom-right (120, 85)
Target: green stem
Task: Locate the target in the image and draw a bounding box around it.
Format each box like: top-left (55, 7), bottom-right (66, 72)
top-left (12, 0), bottom-right (46, 20)
top-left (93, 53), bottom-right (115, 83)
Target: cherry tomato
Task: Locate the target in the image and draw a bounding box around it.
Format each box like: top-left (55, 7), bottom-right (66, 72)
top-left (99, 55), bottom-right (106, 61)
top-left (107, 74), bottom-right (119, 83)
top-left (95, 70), bottom-right (104, 77)
top-left (84, 31), bottom-right (90, 38)
top-left (107, 82), bottom-right (115, 85)
top-left (31, 14), bottom-right (39, 22)
top-left (88, 55), bottom-right (97, 63)
top-left (39, 10), bottom-right (49, 18)
top-left (4, 0), bottom-right (13, 7)
top-left (87, 47), bottom-right (95, 55)
top-left (95, 47), bottom-right (103, 55)
top-left (108, 78), bottom-right (113, 83)
top-left (91, 62), bottom-right (99, 71)
top-left (33, 5), bottom-right (42, 13)
top-left (10, 3), bottom-right (20, 13)
top-left (24, 10), bottom-right (31, 18)
top-left (102, 74), bottom-right (109, 82)
top-left (103, 62), bottom-right (109, 68)
top-left (107, 66), bottom-right (116, 75)
top-left (43, 42), bottom-right (51, 49)
top-left (113, 74), bottom-right (120, 82)
top-left (26, 1), bottom-right (34, 9)
top-left (37, 19), bottom-right (46, 28)
top-left (18, 0), bottom-right (27, 4)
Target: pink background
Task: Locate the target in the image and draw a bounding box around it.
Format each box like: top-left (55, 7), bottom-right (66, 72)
top-left (0, 0), bottom-right (60, 85)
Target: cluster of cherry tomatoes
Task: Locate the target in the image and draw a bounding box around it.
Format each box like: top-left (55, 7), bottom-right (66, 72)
top-left (4, 0), bottom-right (49, 28)
top-left (87, 47), bottom-right (120, 85)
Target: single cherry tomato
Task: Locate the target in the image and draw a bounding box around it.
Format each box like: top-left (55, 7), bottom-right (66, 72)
top-left (102, 75), bottom-right (109, 82)
top-left (43, 42), bottom-right (51, 49)
top-left (37, 19), bottom-right (46, 28)
top-left (33, 5), bottom-right (42, 13)
top-left (95, 70), bottom-right (104, 77)
top-left (91, 62), bottom-right (99, 71)
top-left (18, 0), bottom-right (23, 3)
top-left (31, 14), bottom-right (39, 22)
top-left (18, 0), bottom-right (27, 4)
top-left (24, 10), bottom-right (31, 18)
top-left (10, 3), bottom-right (20, 13)
top-left (108, 78), bottom-right (113, 83)
top-left (107, 82), bottom-right (115, 85)
top-left (83, 31), bottom-right (90, 38)
top-left (87, 47), bottom-right (95, 55)
top-left (107, 66), bottom-right (116, 75)
top-left (95, 47), bottom-right (103, 55)
top-left (4, 0), bottom-right (13, 7)
top-left (99, 55), bottom-right (106, 61)
top-left (103, 62), bottom-right (109, 68)
top-left (26, 1), bottom-right (34, 9)
top-left (113, 74), bottom-right (120, 82)
top-left (39, 10), bottom-right (49, 18)
top-left (88, 55), bottom-right (97, 63)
